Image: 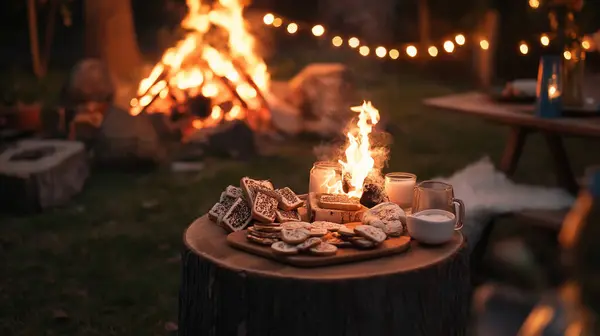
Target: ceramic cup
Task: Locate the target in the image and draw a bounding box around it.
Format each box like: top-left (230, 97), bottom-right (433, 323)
top-left (406, 209), bottom-right (458, 245)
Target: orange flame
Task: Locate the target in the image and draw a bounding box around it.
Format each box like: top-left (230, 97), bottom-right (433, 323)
top-left (323, 101), bottom-right (381, 198)
top-left (130, 0), bottom-right (270, 130)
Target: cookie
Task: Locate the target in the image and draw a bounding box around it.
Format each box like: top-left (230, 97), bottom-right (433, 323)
top-left (381, 221), bottom-right (403, 237)
top-left (362, 202), bottom-right (406, 236)
top-left (296, 237), bottom-right (322, 251)
top-left (311, 221), bottom-right (342, 232)
top-left (219, 192), bottom-right (238, 209)
top-left (247, 226), bottom-right (281, 239)
top-left (247, 234), bottom-right (279, 246)
top-left (252, 192), bottom-right (278, 223)
top-left (252, 224), bottom-right (283, 232)
top-left (350, 237), bottom-right (376, 249)
top-left (281, 222), bottom-right (313, 230)
top-left (354, 225), bottom-right (387, 244)
top-left (277, 187), bottom-right (304, 210)
top-left (306, 227), bottom-right (328, 237)
top-left (208, 203), bottom-right (227, 223)
top-left (337, 226), bottom-right (356, 237)
top-left (309, 242), bottom-right (338, 256)
top-left (275, 209), bottom-right (301, 223)
top-left (220, 198), bottom-right (252, 232)
top-left (240, 177), bottom-right (274, 203)
top-left (224, 185), bottom-right (243, 198)
top-left (281, 228), bottom-right (310, 244)
top-left (271, 241), bottom-right (299, 255)
top-left (323, 237), bottom-right (353, 248)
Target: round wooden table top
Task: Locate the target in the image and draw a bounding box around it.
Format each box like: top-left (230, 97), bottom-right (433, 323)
top-left (184, 215), bottom-right (465, 281)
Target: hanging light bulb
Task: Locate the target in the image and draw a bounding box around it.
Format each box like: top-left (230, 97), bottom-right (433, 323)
top-left (529, 0), bottom-right (540, 9)
top-left (332, 36), bottom-right (343, 47)
top-left (428, 46), bottom-right (438, 57)
top-left (519, 42), bottom-right (529, 55)
top-left (582, 38), bottom-right (592, 50)
top-left (455, 34), bottom-right (466, 46)
top-left (287, 23), bottom-right (298, 34)
top-left (375, 46), bottom-right (387, 58)
top-left (480, 39), bottom-right (490, 50)
top-left (540, 34), bottom-right (550, 46)
top-left (406, 45), bottom-right (417, 57)
top-left (348, 37), bottom-right (360, 48)
top-left (311, 24), bottom-right (325, 37)
top-left (443, 40), bottom-right (455, 53)
top-left (389, 49), bottom-right (400, 59)
top-left (359, 46), bottom-right (370, 56)
top-left (564, 50), bottom-right (572, 60)
top-left (263, 13), bottom-right (274, 25)
top-left (273, 17), bottom-right (282, 27)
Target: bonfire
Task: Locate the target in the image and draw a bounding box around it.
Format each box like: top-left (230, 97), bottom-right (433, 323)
top-left (129, 0), bottom-right (271, 132)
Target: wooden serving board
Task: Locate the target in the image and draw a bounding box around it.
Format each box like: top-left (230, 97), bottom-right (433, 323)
top-left (227, 228), bottom-right (411, 268)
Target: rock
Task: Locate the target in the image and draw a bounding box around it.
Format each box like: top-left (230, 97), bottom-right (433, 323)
top-left (185, 120), bottom-right (257, 160)
top-left (94, 106), bottom-right (167, 167)
top-left (267, 92), bottom-right (302, 136)
top-left (287, 63), bottom-right (356, 138)
top-left (362, 202), bottom-right (406, 237)
top-left (0, 140), bottom-right (89, 213)
top-left (63, 59), bottom-right (115, 105)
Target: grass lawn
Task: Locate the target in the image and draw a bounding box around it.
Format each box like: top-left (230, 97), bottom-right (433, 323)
top-left (2, 49), bottom-right (600, 335)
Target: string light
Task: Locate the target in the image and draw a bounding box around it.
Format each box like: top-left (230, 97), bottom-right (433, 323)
top-left (406, 45), bottom-right (417, 57)
top-left (332, 36), bottom-right (343, 47)
top-left (529, 0), bottom-right (540, 9)
top-left (312, 24), bottom-right (325, 37)
top-left (582, 38), bottom-right (591, 50)
top-left (519, 42), bottom-right (529, 55)
top-left (428, 46), bottom-right (438, 57)
top-left (443, 40), bottom-right (455, 53)
top-left (359, 46), bottom-right (370, 56)
top-left (287, 23), bottom-right (298, 34)
top-left (263, 13), bottom-right (274, 25)
top-left (540, 34), bottom-right (550, 46)
top-left (375, 46), bottom-right (387, 58)
top-left (480, 39), bottom-right (490, 50)
top-left (564, 50), bottom-right (572, 60)
top-left (260, 11), bottom-right (597, 60)
top-left (348, 37), bottom-right (360, 48)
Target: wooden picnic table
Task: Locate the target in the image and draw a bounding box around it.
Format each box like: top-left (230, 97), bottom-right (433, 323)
top-left (422, 91), bottom-right (598, 268)
top-left (424, 91), bottom-right (600, 196)
top-left (179, 216), bottom-right (470, 336)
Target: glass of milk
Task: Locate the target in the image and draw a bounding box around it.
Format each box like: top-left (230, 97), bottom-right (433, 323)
top-left (384, 172), bottom-right (417, 211)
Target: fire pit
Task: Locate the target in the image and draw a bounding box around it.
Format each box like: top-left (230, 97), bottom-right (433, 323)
top-left (128, 0), bottom-right (271, 137)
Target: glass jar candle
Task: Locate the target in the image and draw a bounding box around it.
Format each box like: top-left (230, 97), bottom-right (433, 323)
top-left (384, 172), bottom-right (417, 211)
top-left (309, 161), bottom-right (342, 194)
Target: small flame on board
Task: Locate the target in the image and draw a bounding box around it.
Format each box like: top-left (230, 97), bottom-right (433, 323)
top-left (322, 101), bottom-right (381, 198)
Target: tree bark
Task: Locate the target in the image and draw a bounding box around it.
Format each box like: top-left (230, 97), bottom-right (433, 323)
top-left (27, 0), bottom-right (44, 78)
top-left (84, 0), bottom-right (142, 81)
top-left (179, 218), bottom-right (470, 336)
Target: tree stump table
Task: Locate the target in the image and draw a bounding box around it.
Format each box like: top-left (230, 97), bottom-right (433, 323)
top-left (180, 216), bottom-right (470, 336)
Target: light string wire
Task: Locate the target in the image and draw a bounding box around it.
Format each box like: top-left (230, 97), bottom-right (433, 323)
top-left (260, 11), bottom-right (595, 60)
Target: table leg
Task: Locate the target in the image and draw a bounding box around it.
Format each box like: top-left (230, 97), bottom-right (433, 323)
top-left (543, 133), bottom-right (579, 195)
top-left (500, 127), bottom-right (529, 176)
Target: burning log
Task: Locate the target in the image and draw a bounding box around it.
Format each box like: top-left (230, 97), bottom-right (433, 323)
top-left (360, 183), bottom-right (390, 208)
top-left (231, 59), bottom-right (269, 110)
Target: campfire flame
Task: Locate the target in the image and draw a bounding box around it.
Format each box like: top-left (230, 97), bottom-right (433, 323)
top-left (130, 0), bottom-right (270, 130)
top-left (324, 101), bottom-right (381, 198)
